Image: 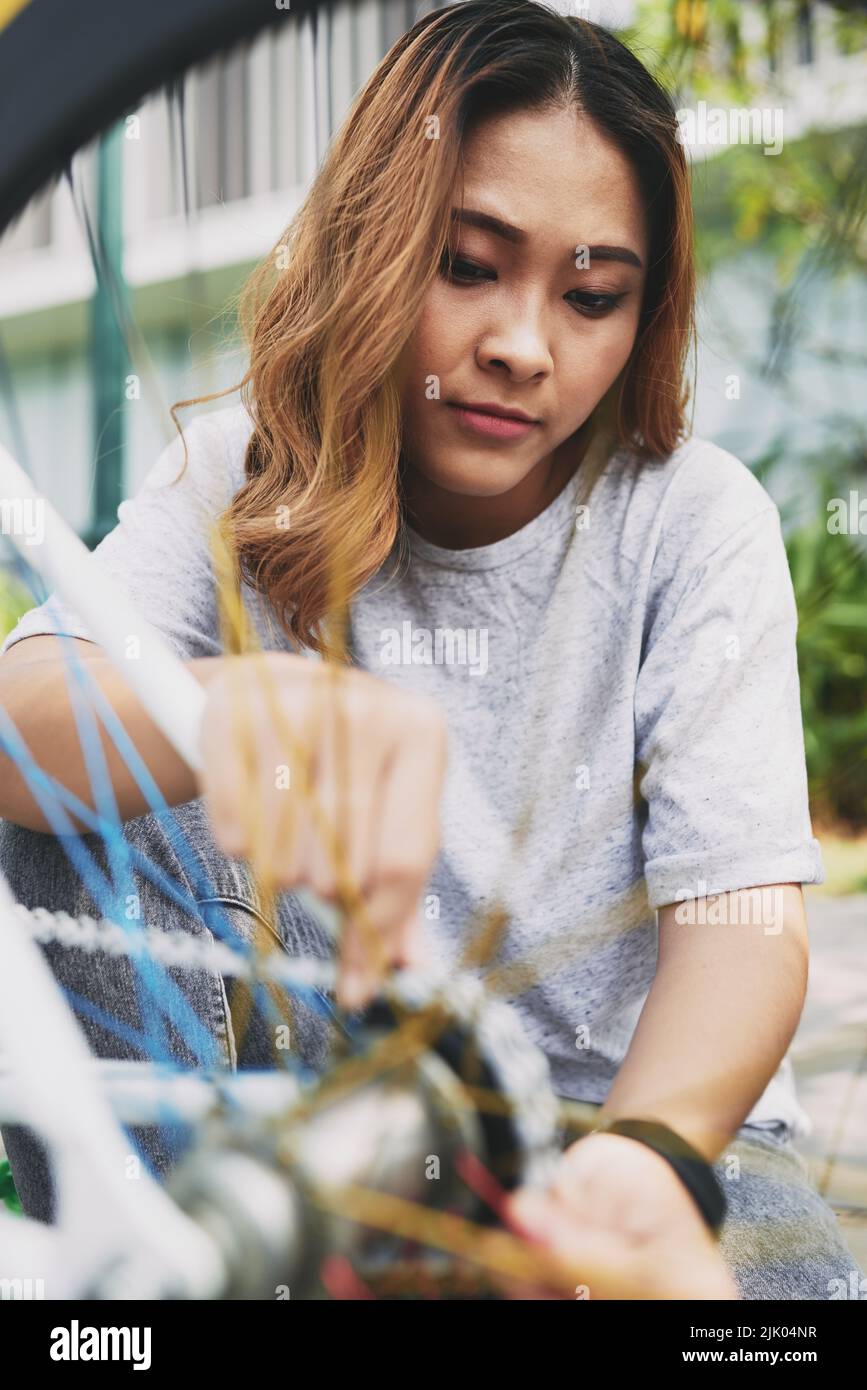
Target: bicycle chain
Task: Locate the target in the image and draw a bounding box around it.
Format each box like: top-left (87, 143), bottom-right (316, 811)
top-left (13, 902), bottom-right (564, 1183)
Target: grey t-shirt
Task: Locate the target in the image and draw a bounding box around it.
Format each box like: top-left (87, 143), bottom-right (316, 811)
top-left (2, 402), bottom-right (825, 1135)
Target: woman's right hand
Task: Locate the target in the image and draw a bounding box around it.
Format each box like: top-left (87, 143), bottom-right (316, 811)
top-left (196, 651), bottom-right (448, 1011)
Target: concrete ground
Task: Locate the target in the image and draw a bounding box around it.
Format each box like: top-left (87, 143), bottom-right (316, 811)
top-left (795, 889), bottom-right (867, 1269)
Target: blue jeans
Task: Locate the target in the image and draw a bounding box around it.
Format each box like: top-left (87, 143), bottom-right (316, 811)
top-left (0, 797), bottom-right (335, 1223)
top-left (1, 798), bottom-right (863, 1300)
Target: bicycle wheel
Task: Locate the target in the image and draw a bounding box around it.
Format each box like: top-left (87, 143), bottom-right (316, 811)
top-left (0, 0), bottom-right (317, 235)
top-left (0, 0), bottom-right (648, 1307)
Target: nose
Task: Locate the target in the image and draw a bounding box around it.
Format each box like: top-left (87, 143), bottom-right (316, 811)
top-left (476, 297), bottom-right (553, 381)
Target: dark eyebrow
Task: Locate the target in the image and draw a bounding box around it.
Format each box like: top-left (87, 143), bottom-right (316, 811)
top-left (451, 207), bottom-right (644, 270)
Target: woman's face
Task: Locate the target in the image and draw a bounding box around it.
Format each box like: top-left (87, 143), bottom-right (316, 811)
top-left (398, 104), bottom-right (648, 541)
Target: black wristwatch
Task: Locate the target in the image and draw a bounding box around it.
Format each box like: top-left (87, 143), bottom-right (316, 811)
top-left (591, 1116), bottom-right (728, 1235)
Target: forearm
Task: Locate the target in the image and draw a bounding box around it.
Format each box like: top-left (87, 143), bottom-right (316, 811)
top-left (0, 653), bottom-right (224, 831)
top-left (594, 885), bottom-right (809, 1162)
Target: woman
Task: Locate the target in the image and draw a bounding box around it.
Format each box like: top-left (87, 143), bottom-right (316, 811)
top-left (0, 1), bottom-right (861, 1299)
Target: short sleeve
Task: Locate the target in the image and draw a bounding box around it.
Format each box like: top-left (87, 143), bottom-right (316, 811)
top-left (634, 502), bottom-right (825, 911)
top-left (1, 412), bottom-right (238, 661)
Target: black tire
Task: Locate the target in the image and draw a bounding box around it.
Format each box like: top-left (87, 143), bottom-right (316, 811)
top-left (0, 0), bottom-right (321, 235)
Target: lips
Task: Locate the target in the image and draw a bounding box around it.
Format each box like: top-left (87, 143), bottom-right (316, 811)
top-left (447, 402), bottom-right (539, 441)
top-left (450, 401), bottom-right (539, 423)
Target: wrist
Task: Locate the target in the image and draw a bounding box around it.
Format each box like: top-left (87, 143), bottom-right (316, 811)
top-left (589, 1115), bottom-right (728, 1236)
top-left (597, 1092), bottom-right (728, 1162)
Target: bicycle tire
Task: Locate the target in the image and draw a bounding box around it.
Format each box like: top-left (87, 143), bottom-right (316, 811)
top-left (0, 0), bottom-right (323, 236)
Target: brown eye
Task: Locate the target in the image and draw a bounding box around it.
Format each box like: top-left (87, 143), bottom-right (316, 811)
top-left (439, 249), bottom-right (491, 282)
top-left (566, 291), bottom-right (627, 317)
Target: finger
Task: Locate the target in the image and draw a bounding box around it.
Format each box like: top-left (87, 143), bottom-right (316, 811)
top-left (336, 925), bottom-right (385, 1011)
top-left (364, 706), bottom-right (445, 960)
top-left (500, 1190), bottom-right (655, 1300)
top-left (336, 708), bottom-right (443, 1007)
top-left (336, 899), bottom-right (429, 1012)
top-left (223, 659), bottom-right (297, 869)
top-left (393, 897), bottom-right (429, 970)
top-left (250, 671), bottom-right (340, 890)
top-left (200, 674), bottom-right (258, 855)
top-left (302, 682), bottom-right (382, 901)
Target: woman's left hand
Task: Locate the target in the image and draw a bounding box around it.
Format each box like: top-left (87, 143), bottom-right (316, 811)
top-left (497, 1129), bottom-right (739, 1300)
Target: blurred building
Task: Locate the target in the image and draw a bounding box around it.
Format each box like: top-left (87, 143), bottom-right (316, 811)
top-left (0, 0), bottom-right (864, 540)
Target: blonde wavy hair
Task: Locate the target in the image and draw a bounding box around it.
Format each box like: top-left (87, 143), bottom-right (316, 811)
top-left (172, 0), bottom-right (696, 659)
